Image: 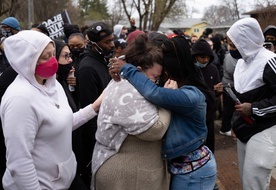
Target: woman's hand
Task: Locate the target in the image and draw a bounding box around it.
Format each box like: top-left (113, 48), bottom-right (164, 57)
top-left (109, 58), bottom-right (127, 82)
top-left (164, 79), bottom-right (178, 89)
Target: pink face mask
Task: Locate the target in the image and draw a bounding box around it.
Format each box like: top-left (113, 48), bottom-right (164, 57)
top-left (35, 57), bottom-right (58, 78)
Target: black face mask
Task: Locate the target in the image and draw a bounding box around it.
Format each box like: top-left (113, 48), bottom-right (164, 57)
top-left (57, 63), bottom-right (72, 78)
top-left (119, 34), bottom-right (127, 40)
top-left (103, 49), bottom-right (114, 59)
top-left (230, 49), bottom-right (242, 59)
top-left (70, 47), bottom-right (85, 58)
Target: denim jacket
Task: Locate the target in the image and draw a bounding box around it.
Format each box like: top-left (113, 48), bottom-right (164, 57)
top-left (120, 64), bottom-right (207, 159)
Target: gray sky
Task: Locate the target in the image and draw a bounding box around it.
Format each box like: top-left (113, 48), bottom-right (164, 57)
top-left (107, 0), bottom-right (257, 19)
top-left (189, 0), bottom-right (256, 18)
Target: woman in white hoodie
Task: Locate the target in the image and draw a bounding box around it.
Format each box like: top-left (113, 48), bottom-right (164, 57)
top-left (0, 30), bottom-right (101, 190)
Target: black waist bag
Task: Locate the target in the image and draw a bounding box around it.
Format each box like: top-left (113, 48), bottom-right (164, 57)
top-left (231, 112), bottom-right (270, 143)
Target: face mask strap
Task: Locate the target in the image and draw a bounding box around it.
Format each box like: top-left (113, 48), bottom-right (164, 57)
top-left (89, 40), bottom-right (103, 54)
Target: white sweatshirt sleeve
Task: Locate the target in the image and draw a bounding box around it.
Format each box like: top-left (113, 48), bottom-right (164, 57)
top-left (72, 104), bottom-right (97, 130)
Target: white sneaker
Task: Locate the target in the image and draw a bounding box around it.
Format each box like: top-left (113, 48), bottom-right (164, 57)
top-left (219, 130), bottom-right (232, 137)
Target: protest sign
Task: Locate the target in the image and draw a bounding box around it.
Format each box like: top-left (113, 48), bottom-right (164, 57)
top-left (42, 10), bottom-right (71, 39)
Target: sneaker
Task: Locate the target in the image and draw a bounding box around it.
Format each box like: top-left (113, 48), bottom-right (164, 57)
top-left (219, 130), bottom-right (231, 137)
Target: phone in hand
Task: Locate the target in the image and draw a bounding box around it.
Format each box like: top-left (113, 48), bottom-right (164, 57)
top-left (263, 42), bottom-right (273, 51)
top-left (224, 85), bottom-right (254, 125)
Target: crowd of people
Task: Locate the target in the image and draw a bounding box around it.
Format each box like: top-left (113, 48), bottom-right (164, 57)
top-left (0, 15), bottom-right (275, 190)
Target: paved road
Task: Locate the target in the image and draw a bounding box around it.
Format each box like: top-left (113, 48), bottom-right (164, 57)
top-left (214, 120), bottom-right (276, 190)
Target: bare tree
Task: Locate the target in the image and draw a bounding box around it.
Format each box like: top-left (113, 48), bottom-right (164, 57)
top-left (151, 0), bottom-right (177, 30)
top-left (118, 0), bottom-right (182, 31)
top-left (0, 0), bottom-right (78, 29)
top-left (251, 0), bottom-right (276, 28)
top-left (120, 0), bottom-right (152, 30)
top-left (9, 0), bottom-right (19, 16)
top-left (254, 0), bottom-right (276, 7)
top-left (232, 0), bottom-right (240, 19)
top-left (203, 5), bottom-right (220, 26)
top-left (108, 0), bottom-right (124, 27)
top-left (0, 0), bottom-right (19, 17)
top-left (203, 0), bottom-right (241, 26)
top-left (186, 0), bottom-right (200, 18)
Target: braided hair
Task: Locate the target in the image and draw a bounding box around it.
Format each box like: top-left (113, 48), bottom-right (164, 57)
top-left (161, 36), bottom-right (215, 111)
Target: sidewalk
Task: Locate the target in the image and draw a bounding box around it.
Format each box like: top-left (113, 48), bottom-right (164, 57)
top-left (214, 120), bottom-right (276, 190)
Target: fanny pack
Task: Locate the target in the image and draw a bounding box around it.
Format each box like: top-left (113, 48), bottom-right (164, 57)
top-left (231, 111), bottom-right (270, 143)
top-left (169, 145), bottom-right (211, 175)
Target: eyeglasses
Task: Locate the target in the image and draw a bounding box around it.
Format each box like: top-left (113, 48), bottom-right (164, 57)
top-left (61, 53), bottom-right (72, 60)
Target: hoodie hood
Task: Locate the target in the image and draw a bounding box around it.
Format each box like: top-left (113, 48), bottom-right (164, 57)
top-left (53, 39), bottom-right (67, 60)
top-left (3, 30), bottom-right (56, 95)
top-left (113, 24), bottom-right (124, 38)
top-left (227, 18), bottom-right (264, 63)
top-left (191, 39), bottom-right (214, 64)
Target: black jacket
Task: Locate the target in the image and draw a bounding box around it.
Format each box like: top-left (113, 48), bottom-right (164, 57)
top-left (77, 48), bottom-right (111, 108)
top-left (200, 63), bottom-right (221, 121)
top-left (76, 48), bottom-right (111, 185)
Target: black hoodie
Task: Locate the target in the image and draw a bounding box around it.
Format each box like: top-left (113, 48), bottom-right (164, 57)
top-left (192, 39), bottom-right (221, 120)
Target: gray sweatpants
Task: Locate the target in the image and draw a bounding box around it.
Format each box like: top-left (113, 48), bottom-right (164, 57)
top-left (237, 125), bottom-right (276, 190)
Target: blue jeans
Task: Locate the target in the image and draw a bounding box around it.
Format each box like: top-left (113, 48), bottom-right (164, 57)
top-left (170, 153), bottom-right (217, 190)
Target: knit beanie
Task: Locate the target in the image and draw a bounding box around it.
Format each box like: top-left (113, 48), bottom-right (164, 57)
top-left (1, 17), bottom-right (21, 31)
top-left (263, 25), bottom-right (276, 37)
top-left (127, 30), bottom-right (145, 44)
top-left (53, 39), bottom-right (67, 60)
top-left (191, 39), bottom-right (214, 63)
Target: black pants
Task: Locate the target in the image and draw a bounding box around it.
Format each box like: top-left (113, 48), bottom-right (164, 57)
top-left (69, 174), bottom-right (89, 190)
top-left (205, 119), bottom-right (215, 153)
top-left (221, 91), bottom-right (235, 132)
